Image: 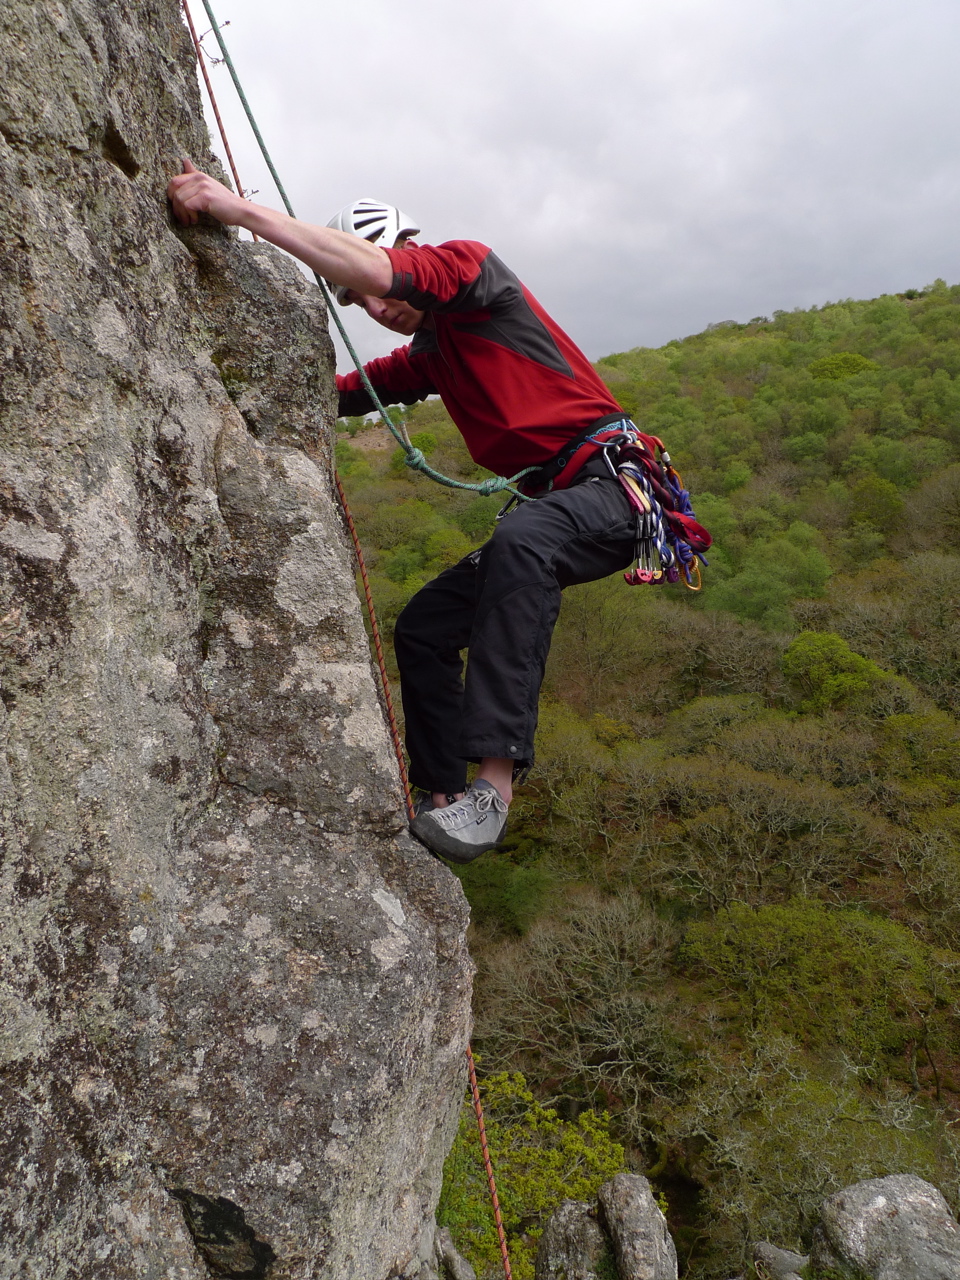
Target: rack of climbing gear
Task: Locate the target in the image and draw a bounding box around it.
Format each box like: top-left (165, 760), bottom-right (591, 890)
top-left (181, 5), bottom-right (514, 1276)
top-left (601, 422), bottom-right (711, 590)
top-left (506, 415), bottom-right (712, 587)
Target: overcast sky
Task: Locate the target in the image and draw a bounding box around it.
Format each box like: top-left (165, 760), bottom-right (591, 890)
top-left (188, 0), bottom-right (960, 368)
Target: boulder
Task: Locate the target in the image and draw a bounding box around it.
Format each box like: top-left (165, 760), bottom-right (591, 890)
top-left (810, 1174), bottom-right (960, 1280)
top-left (0, 2), bottom-right (473, 1276)
top-left (753, 1240), bottom-right (808, 1279)
top-left (535, 1199), bottom-right (610, 1279)
top-left (436, 1226), bottom-right (479, 1280)
top-left (598, 1173), bottom-right (678, 1280)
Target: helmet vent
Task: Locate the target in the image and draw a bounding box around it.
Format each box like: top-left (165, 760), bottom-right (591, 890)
top-left (325, 199), bottom-right (421, 291)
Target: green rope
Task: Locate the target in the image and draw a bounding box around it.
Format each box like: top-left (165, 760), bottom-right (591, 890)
top-left (195, 0), bottom-right (535, 501)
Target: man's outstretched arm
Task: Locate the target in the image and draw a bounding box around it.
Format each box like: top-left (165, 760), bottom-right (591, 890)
top-left (166, 160), bottom-right (393, 297)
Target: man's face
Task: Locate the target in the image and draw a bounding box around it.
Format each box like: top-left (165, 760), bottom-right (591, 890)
top-left (343, 291), bottom-right (425, 337)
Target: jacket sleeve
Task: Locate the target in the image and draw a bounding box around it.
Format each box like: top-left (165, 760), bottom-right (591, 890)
top-left (383, 241), bottom-right (521, 315)
top-left (336, 346), bottom-right (437, 418)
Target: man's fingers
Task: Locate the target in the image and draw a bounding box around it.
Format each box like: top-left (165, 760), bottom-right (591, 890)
top-left (168, 160), bottom-right (205, 225)
top-left (167, 162), bottom-right (237, 228)
top-left (168, 169), bottom-right (198, 225)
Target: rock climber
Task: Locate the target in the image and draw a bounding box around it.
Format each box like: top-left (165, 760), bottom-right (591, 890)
top-left (168, 162), bottom-right (639, 865)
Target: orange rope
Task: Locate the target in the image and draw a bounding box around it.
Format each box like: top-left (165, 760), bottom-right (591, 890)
top-left (180, 22), bottom-right (512, 1274)
top-left (334, 472), bottom-right (414, 819)
top-left (466, 1045), bottom-right (514, 1280)
top-left (181, 0), bottom-right (259, 241)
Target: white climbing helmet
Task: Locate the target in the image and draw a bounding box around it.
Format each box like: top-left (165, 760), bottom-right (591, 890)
top-left (325, 198), bottom-right (420, 304)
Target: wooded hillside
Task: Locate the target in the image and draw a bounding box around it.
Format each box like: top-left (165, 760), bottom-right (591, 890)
top-left (337, 281), bottom-right (960, 1278)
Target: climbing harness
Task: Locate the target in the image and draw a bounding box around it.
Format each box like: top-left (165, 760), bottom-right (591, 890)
top-left (182, 7), bottom-right (513, 1277)
top-left (504, 415), bottom-right (712, 590)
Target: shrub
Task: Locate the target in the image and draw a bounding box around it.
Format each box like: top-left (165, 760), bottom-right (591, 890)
top-left (438, 1070), bottom-right (625, 1280)
top-left (848, 474), bottom-right (904, 532)
top-left (453, 856), bottom-right (554, 936)
top-left (785, 431), bottom-right (828, 463)
top-left (661, 694), bottom-right (766, 754)
top-left (456, 494), bottom-right (503, 540)
top-left (880, 710), bottom-right (960, 782)
top-left (333, 439), bottom-right (373, 481)
top-left (781, 632), bottom-right (890, 712)
top-left (423, 525), bottom-right (473, 570)
top-left (682, 899), bottom-right (959, 1062)
top-left (474, 895), bottom-right (686, 1129)
top-left (658, 758), bottom-right (870, 906)
top-left (808, 352), bottom-right (879, 380)
top-left (708, 526), bottom-right (830, 631)
top-left (410, 430), bottom-right (437, 454)
top-left (801, 554), bottom-right (960, 714)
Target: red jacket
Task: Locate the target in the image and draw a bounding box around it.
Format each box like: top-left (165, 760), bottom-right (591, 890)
top-left (336, 240), bottom-right (623, 487)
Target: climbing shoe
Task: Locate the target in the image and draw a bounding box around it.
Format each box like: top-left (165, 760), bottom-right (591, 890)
top-left (409, 780), bottom-right (508, 864)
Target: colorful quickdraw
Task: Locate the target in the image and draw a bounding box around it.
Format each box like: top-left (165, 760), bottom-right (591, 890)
top-left (600, 422), bottom-right (712, 590)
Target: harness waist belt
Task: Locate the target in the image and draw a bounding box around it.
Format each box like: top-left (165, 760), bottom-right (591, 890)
top-left (520, 413), bottom-right (631, 494)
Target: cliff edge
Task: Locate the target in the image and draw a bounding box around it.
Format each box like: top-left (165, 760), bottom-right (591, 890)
top-left (0, 2), bottom-right (473, 1276)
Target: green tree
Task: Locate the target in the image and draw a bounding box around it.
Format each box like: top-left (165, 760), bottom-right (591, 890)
top-left (808, 352), bottom-right (879, 380)
top-left (438, 1071), bottom-right (625, 1280)
top-left (675, 1036), bottom-right (959, 1275)
top-left (334, 439), bottom-right (373, 481)
top-left (781, 631), bottom-right (889, 712)
top-left (709, 526), bottom-right (830, 630)
top-left (336, 283), bottom-right (960, 1280)
top-left (683, 900), bottom-right (958, 1061)
top-left (848, 474), bottom-right (904, 532)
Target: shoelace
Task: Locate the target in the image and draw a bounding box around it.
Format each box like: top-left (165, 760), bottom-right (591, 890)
top-left (432, 787), bottom-right (508, 830)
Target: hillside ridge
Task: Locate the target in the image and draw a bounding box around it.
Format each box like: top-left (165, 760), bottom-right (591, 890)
top-left (336, 279), bottom-right (960, 1279)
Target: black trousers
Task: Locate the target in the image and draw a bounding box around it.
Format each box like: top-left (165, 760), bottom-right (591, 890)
top-left (393, 472), bottom-right (638, 795)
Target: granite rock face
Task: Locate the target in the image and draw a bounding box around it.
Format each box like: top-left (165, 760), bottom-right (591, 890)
top-left (0, 2), bottom-right (472, 1277)
top-left (809, 1174), bottom-right (960, 1280)
top-left (535, 1173), bottom-right (960, 1280)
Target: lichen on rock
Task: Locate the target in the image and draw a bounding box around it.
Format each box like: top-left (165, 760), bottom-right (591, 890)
top-left (0, 2), bottom-right (472, 1276)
